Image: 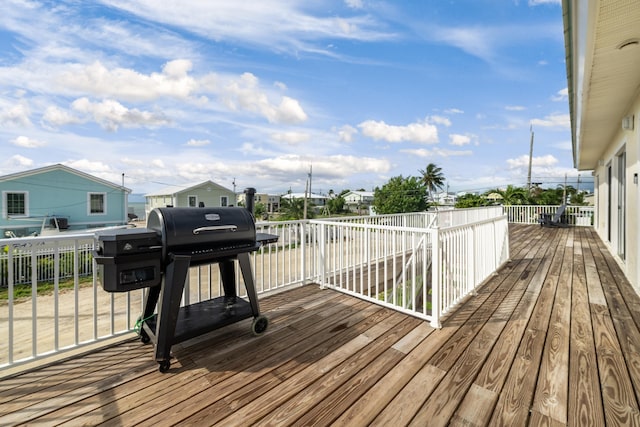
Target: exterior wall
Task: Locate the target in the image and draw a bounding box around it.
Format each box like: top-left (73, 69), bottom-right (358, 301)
top-left (146, 195), bottom-right (176, 210)
top-left (145, 182), bottom-right (236, 217)
top-left (0, 168), bottom-right (127, 234)
top-left (173, 185), bottom-right (235, 208)
top-left (591, 94), bottom-right (640, 293)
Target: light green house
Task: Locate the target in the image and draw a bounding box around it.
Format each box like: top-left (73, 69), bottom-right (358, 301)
top-left (0, 164), bottom-right (130, 236)
top-left (144, 181), bottom-right (236, 217)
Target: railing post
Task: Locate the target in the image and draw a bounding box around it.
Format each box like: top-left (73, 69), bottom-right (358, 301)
top-left (318, 221), bottom-right (326, 288)
top-left (430, 227), bottom-right (441, 329)
top-left (300, 221), bottom-right (307, 283)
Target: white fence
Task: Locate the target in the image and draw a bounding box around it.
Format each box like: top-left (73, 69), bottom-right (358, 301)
top-left (0, 205), bottom-right (558, 371)
top-left (502, 205), bottom-right (594, 226)
top-left (313, 207), bottom-right (509, 328)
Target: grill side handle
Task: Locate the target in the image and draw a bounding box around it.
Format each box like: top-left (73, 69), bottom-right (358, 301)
top-left (192, 225), bottom-right (238, 234)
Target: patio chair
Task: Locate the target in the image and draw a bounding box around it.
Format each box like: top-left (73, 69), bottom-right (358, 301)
top-left (538, 204), bottom-right (569, 227)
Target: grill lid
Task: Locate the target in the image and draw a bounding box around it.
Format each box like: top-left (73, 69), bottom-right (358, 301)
top-left (147, 207), bottom-right (256, 260)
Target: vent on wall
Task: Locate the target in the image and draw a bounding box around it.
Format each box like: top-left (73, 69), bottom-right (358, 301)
top-left (622, 115), bottom-right (634, 130)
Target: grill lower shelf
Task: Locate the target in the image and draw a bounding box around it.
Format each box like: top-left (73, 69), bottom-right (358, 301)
top-left (142, 296), bottom-right (254, 345)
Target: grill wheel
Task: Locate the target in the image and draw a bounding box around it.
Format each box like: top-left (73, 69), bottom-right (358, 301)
top-left (252, 315), bottom-right (269, 335)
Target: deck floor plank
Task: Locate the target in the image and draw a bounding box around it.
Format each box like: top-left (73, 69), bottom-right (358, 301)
top-left (2, 224), bottom-right (640, 427)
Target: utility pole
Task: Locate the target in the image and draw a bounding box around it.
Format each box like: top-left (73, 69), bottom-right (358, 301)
top-left (527, 125), bottom-right (534, 192)
top-left (303, 178), bottom-right (308, 220)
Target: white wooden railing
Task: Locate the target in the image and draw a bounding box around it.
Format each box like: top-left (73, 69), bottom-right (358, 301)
top-left (312, 207), bottom-right (509, 328)
top-left (1, 205), bottom-right (576, 371)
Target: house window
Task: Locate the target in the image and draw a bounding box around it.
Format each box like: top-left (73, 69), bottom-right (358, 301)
top-left (88, 192), bottom-right (106, 214)
top-left (220, 196), bottom-right (228, 207)
top-left (4, 191), bottom-right (28, 217)
top-left (188, 195), bottom-right (197, 207)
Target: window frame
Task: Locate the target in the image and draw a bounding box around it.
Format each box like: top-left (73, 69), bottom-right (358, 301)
top-left (3, 191), bottom-right (29, 218)
top-left (87, 192), bottom-right (107, 215)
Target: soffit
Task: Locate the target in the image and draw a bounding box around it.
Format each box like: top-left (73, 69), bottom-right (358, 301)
top-left (578, 0), bottom-right (640, 169)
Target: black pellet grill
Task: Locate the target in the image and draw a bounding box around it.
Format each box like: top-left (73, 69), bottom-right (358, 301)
top-left (94, 189), bottom-right (277, 372)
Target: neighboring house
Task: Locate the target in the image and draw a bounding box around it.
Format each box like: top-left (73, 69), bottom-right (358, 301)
top-left (0, 164), bottom-right (130, 236)
top-left (563, 0), bottom-right (640, 293)
top-left (236, 192), bottom-right (280, 213)
top-left (281, 192), bottom-right (328, 207)
top-left (343, 191), bottom-right (374, 213)
top-left (432, 191), bottom-right (456, 206)
top-left (145, 181), bottom-right (235, 216)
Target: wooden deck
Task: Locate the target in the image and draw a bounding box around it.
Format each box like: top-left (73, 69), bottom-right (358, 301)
top-left (1, 224), bottom-right (640, 426)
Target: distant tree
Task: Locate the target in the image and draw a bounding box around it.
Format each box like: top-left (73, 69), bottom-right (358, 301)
top-left (570, 192), bottom-right (586, 205)
top-left (455, 193), bottom-right (491, 208)
top-left (373, 175), bottom-right (427, 214)
top-left (326, 195), bottom-right (346, 215)
top-left (491, 185), bottom-right (529, 205)
top-left (419, 163), bottom-right (445, 201)
top-left (534, 187), bottom-right (564, 205)
top-left (254, 202), bottom-right (266, 217)
top-left (279, 197), bottom-right (314, 220)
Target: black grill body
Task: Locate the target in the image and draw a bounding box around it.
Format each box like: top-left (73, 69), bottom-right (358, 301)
top-left (94, 189), bottom-right (277, 372)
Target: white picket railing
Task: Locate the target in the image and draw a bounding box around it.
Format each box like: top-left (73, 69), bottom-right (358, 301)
top-left (502, 204), bottom-right (594, 226)
top-left (312, 208), bottom-right (509, 328)
top-left (1, 205), bottom-right (571, 370)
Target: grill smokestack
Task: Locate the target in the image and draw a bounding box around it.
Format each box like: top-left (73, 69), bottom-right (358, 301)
top-left (244, 187), bottom-right (256, 216)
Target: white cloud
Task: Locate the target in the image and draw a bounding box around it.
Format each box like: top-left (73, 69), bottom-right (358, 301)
top-left (530, 113), bottom-right (570, 129)
top-left (345, 0), bottom-right (364, 9)
top-left (400, 148), bottom-right (473, 158)
top-left (11, 136), bottom-right (47, 148)
top-left (0, 104), bottom-right (31, 126)
top-left (358, 119), bottom-right (439, 143)
top-left (255, 154), bottom-right (390, 178)
top-left (507, 154), bottom-right (558, 169)
top-left (529, 0), bottom-right (561, 5)
top-left (552, 88), bottom-right (568, 102)
top-left (42, 106), bottom-right (83, 126)
top-left (100, 1), bottom-right (394, 55)
top-left (444, 108), bottom-right (464, 114)
top-left (57, 60), bottom-right (197, 102)
top-left (428, 115), bottom-right (452, 127)
top-left (70, 98), bottom-right (170, 131)
top-left (449, 134), bottom-right (472, 146)
top-left (505, 105), bottom-right (526, 111)
top-left (5, 154), bottom-right (33, 168)
top-left (270, 131), bottom-right (311, 145)
top-left (337, 125), bottom-right (358, 143)
top-left (186, 139), bottom-right (211, 147)
top-left (219, 72), bottom-right (308, 124)
top-left (151, 159), bottom-right (166, 169)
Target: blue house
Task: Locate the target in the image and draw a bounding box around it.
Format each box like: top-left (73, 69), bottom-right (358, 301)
top-left (0, 164), bottom-right (131, 236)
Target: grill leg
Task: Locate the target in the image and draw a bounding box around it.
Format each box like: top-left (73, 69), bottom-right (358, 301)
top-left (237, 252), bottom-right (260, 317)
top-left (154, 254), bottom-right (191, 364)
top-left (219, 259), bottom-right (237, 298)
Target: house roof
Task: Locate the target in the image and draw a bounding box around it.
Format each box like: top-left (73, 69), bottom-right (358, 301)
top-left (0, 163), bottom-right (131, 193)
top-left (563, 0), bottom-right (640, 169)
top-left (344, 190), bottom-right (374, 197)
top-left (281, 192), bottom-right (328, 200)
top-left (145, 180), bottom-right (233, 197)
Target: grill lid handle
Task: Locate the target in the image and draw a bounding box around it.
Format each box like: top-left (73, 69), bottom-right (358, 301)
top-left (192, 225), bottom-right (238, 234)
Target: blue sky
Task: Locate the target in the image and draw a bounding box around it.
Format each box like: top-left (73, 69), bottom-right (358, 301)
top-left (0, 0), bottom-right (583, 196)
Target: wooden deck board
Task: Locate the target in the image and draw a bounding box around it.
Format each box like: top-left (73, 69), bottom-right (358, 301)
top-left (2, 224), bottom-right (640, 426)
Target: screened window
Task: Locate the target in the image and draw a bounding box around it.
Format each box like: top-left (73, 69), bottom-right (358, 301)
top-left (89, 193), bottom-right (106, 214)
top-left (220, 196), bottom-right (228, 207)
top-left (188, 196), bottom-right (197, 207)
top-left (6, 192), bottom-right (27, 216)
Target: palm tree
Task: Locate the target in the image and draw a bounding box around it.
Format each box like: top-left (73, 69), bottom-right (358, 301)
top-left (492, 185), bottom-right (529, 205)
top-left (419, 163), bottom-right (445, 202)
